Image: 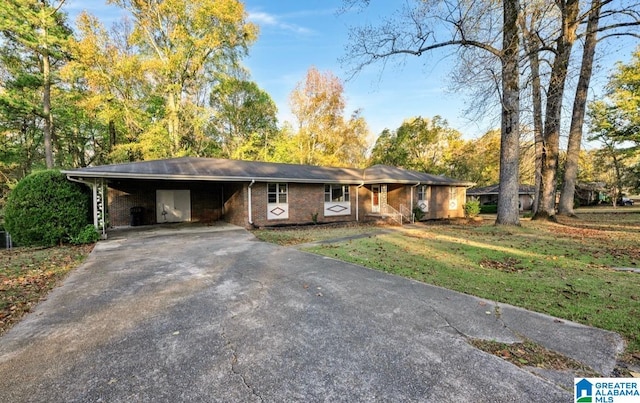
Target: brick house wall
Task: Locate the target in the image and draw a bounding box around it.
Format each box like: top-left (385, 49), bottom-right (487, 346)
top-left (357, 185), bottom-right (371, 221)
top-left (106, 179), bottom-right (467, 228)
top-left (222, 183), bottom-right (247, 227)
top-left (107, 180), bottom-right (224, 227)
top-left (358, 183), bottom-right (466, 221)
top-left (108, 182), bottom-right (157, 227)
top-left (427, 186), bottom-right (464, 219)
top-left (245, 183), bottom-right (357, 228)
top-left (387, 184), bottom-right (410, 210)
top-left (191, 184), bottom-right (224, 223)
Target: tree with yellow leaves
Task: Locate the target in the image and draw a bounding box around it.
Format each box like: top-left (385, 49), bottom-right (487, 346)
top-left (73, 0), bottom-right (258, 159)
top-left (287, 67), bottom-right (369, 167)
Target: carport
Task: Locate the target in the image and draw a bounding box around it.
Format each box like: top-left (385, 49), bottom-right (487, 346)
top-left (63, 158), bottom-right (261, 235)
top-left (64, 172), bottom-right (241, 237)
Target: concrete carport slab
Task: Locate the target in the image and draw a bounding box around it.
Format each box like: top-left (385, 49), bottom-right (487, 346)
top-left (0, 225), bottom-right (624, 402)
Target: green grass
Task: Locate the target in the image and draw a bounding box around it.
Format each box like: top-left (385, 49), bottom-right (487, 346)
top-left (253, 209), bottom-right (640, 359)
top-left (252, 222), bottom-right (385, 246)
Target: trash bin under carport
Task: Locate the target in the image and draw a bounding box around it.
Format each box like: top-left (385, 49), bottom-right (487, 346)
top-left (130, 206), bottom-right (144, 226)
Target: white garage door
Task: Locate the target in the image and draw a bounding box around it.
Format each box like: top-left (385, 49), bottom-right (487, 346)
top-left (156, 190), bottom-right (191, 223)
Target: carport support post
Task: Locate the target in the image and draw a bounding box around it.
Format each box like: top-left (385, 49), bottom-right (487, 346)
top-left (67, 176), bottom-right (107, 239)
top-left (92, 181), bottom-right (98, 229)
top-left (94, 179), bottom-right (106, 238)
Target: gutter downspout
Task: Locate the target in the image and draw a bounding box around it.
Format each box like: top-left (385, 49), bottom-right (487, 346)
top-left (356, 182), bottom-right (364, 222)
top-left (248, 179), bottom-right (255, 226)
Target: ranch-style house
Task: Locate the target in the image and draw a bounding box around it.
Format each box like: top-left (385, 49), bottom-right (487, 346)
top-left (63, 157), bottom-right (473, 235)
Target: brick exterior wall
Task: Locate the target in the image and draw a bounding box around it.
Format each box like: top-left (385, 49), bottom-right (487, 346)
top-left (106, 179), bottom-right (466, 228)
top-left (387, 184), bottom-right (409, 210)
top-left (358, 184), bottom-right (466, 221)
top-left (223, 183), bottom-right (247, 227)
top-left (426, 186), bottom-right (465, 219)
top-left (245, 183), bottom-right (357, 228)
top-left (108, 183), bottom-right (157, 227)
top-left (107, 180), bottom-right (224, 227)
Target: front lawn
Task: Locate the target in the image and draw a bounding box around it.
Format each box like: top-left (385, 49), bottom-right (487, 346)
top-left (0, 245), bottom-right (93, 335)
top-left (252, 209), bottom-right (640, 361)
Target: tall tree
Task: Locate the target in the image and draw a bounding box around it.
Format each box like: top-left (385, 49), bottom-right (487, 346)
top-left (370, 116), bottom-right (464, 175)
top-left (65, 13), bottom-right (151, 162)
top-left (520, 1), bottom-right (554, 215)
top-left (532, 0), bottom-right (640, 218)
top-left (209, 75), bottom-right (279, 160)
top-left (535, 0), bottom-right (581, 219)
top-left (558, 0), bottom-right (603, 215)
top-left (0, 0), bottom-right (71, 168)
top-left (0, 37), bottom-right (44, 177)
top-left (106, 0), bottom-right (258, 157)
top-left (595, 46), bottom-right (640, 147)
top-left (342, 0), bottom-right (522, 225)
top-left (288, 67), bottom-right (369, 167)
top-left (369, 128), bottom-right (408, 167)
top-left (497, 0), bottom-right (522, 225)
top-left (450, 129), bottom-right (502, 186)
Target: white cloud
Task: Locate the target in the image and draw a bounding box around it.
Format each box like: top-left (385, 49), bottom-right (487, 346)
top-left (248, 11), bottom-right (314, 35)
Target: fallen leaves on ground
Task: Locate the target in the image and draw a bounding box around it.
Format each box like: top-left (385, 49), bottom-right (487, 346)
top-left (479, 257), bottom-right (524, 273)
top-left (469, 339), bottom-right (600, 376)
top-left (0, 244), bottom-right (93, 335)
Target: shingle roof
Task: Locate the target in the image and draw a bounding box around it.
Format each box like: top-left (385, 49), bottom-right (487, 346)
top-left (466, 184), bottom-right (535, 195)
top-left (63, 157), bottom-right (472, 186)
top-left (363, 165), bottom-right (471, 185)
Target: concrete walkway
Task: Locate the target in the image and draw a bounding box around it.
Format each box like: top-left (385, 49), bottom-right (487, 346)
top-left (0, 224), bottom-right (624, 402)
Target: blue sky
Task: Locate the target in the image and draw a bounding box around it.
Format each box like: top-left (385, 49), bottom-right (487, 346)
top-left (243, 0), bottom-right (480, 139)
top-left (64, 1), bottom-right (638, 142)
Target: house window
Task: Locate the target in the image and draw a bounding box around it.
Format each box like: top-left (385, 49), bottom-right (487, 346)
top-left (268, 183), bottom-right (287, 204)
top-left (418, 186), bottom-right (426, 201)
top-left (324, 184), bottom-right (351, 216)
top-left (417, 185), bottom-right (430, 212)
top-left (325, 185), bottom-right (350, 202)
top-left (449, 187), bottom-right (458, 210)
top-left (267, 183), bottom-right (289, 220)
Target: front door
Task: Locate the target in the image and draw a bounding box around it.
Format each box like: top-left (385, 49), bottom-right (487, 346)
top-left (372, 185), bottom-right (380, 213)
top-left (156, 190), bottom-right (191, 223)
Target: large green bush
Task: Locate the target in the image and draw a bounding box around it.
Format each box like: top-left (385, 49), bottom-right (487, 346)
top-left (4, 170), bottom-right (91, 247)
top-left (464, 198), bottom-right (481, 217)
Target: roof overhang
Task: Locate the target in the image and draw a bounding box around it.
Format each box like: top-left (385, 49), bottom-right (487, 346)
top-left (62, 171), bottom-right (361, 185)
top-left (360, 178), bottom-right (474, 186)
top-left (62, 157), bottom-right (474, 187)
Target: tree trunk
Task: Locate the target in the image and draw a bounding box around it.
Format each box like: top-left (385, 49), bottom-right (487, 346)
top-left (43, 53), bottom-right (54, 168)
top-left (109, 120), bottom-right (117, 150)
top-left (535, 0), bottom-right (580, 220)
top-left (523, 14), bottom-right (544, 216)
top-left (41, 10), bottom-right (54, 169)
top-left (167, 90), bottom-right (181, 156)
top-left (558, 0), bottom-right (602, 216)
top-left (496, 0), bottom-right (521, 226)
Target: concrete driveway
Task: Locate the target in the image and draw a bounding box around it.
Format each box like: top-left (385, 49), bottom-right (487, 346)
top-left (0, 224), bottom-right (624, 402)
